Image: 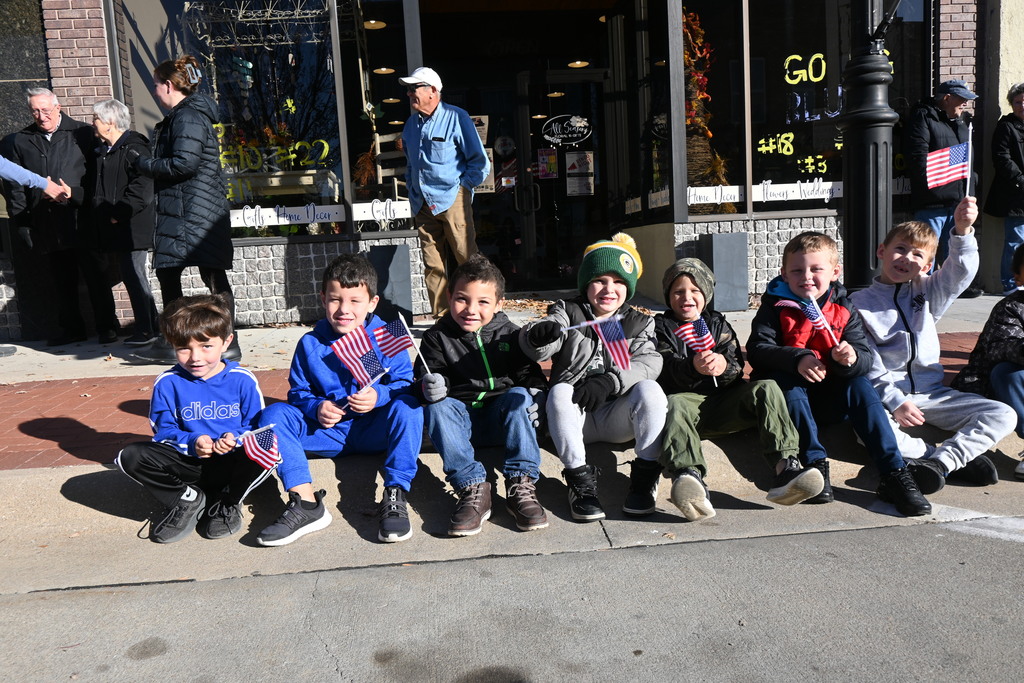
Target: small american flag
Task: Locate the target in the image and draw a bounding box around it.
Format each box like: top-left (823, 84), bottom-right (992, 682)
top-left (372, 318), bottom-right (414, 357)
top-left (241, 426), bottom-right (280, 470)
top-left (926, 142), bottom-right (970, 189)
top-left (331, 326), bottom-right (373, 382)
top-left (775, 298), bottom-right (838, 345)
top-left (673, 318), bottom-right (716, 353)
top-left (594, 316), bottom-right (631, 371)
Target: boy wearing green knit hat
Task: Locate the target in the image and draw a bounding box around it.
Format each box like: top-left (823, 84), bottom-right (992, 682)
top-left (519, 233), bottom-right (668, 521)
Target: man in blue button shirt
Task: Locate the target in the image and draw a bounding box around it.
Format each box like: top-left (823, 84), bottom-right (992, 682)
top-left (399, 67), bottom-right (490, 318)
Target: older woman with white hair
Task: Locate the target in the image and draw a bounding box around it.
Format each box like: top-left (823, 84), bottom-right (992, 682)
top-left (92, 98), bottom-right (159, 346)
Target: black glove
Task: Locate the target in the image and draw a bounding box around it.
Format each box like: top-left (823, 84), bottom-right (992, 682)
top-left (572, 374), bottom-right (617, 413)
top-left (528, 321), bottom-right (563, 347)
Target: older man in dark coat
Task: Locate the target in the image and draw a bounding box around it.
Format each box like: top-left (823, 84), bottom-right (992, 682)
top-left (3, 87), bottom-right (119, 344)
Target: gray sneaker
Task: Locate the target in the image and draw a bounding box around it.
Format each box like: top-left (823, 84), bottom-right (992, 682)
top-left (151, 487), bottom-right (206, 544)
top-left (257, 489), bottom-right (332, 547)
top-left (201, 499), bottom-right (243, 539)
top-left (379, 486), bottom-right (413, 543)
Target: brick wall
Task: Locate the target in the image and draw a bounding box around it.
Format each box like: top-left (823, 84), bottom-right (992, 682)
top-left (41, 0), bottom-right (112, 119)
top-left (674, 216), bottom-right (842, 302)
top-left (937, 0), bottom-right (978, 87)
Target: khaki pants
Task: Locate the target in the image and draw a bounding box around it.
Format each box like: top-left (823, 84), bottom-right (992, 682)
top-left (416, 186), bottom-right (478, 317)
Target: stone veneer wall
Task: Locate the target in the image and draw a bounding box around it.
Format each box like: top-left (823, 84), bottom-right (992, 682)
top-left (673, 215), bottom-right (842, 299)
top-left (0, 231), bottom-right (427, 341)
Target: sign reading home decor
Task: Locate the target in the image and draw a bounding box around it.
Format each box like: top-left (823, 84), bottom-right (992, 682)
top-left (542, 115), bottom-right (592, 146)
top-left (230, 200), bottom-right (412, 228)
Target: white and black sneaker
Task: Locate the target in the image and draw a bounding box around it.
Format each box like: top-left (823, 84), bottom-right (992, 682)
top-left (151, 486), bottom-right (206, 544)
top-left (767, 457), bottom-right (825, 506)
top-left (669, 468), bottom-right (715, 521)
top-left (378, 486), bottom-right (413, 542)
top-left (257, 489), bottom-right (332, 547)
top-left (562, 464), bottom-right (605, 521)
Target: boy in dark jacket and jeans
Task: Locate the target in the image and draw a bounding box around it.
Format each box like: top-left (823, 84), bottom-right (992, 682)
top-left (746, 232), bottom-right (931, 517)
top-left (654, 258), bottom-right (823, 522)
top-left (420, 254), bottom-right (549, 536)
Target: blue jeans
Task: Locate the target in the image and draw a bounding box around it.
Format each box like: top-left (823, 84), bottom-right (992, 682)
top-left (914, 207), bottom-right (955, 264)
top-left (769, 372), bottom-right (906, 474)
top-left (1000, 217), bottom-right (1024, 292)
top-left (261, 393), bottom-right (423, 492)
top-left (989, 361), bottom-right (1024, 437)
top-left (424, 387), bottom-right (542, 491)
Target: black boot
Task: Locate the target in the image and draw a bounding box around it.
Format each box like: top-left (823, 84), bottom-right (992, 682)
top-left (878, 466), bottom-right (931, 516)
top-left (803, 459), bottom-right (834, 504)
top-left (623, 458), bottom-right (662, 516)
top-left (562, 465), bottom-right (604, 521)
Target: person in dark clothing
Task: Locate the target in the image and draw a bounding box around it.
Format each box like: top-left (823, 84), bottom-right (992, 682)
top-left (3, 87), bottom-right (119, 345)
top-left (983, 82), bottom-right (1024, 296)
top-left (91, 99), bottom-right (159, 346)
top-left (133, 55), bottom-right (239, 362)
top-left (905, 79), bottom-right (983, 296)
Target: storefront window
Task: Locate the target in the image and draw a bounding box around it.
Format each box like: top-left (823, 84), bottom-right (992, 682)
top-left (182, 0), bottom-right (345, 237)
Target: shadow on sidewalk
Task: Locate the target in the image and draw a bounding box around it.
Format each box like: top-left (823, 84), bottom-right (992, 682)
top-left (60, 466), bottom-right (151, 521)
top-left (20, 416), bottom-right (147, 465)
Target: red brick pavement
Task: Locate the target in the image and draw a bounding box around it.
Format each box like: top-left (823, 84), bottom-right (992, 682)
top-left (0, 333), bottom-right (982, 471)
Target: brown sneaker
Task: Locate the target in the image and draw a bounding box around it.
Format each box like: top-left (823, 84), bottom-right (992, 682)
top-left (505, 475), bottom-right (549, 531)
top-left (448, 481), bottom-right (492, 537)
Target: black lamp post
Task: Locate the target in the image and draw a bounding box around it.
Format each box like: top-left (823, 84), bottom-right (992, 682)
top-left (836, 0), bottom-right (902, 289)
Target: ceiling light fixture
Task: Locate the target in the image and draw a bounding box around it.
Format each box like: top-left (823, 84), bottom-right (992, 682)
top-left (364, 20), bottom-right (386, 30)
top-left (383, 97), bottom-right (401, 104)
top-left (388, 120), bottom-right (404, 126)
top-left (654, 59), bottom-right (666, 67)
top-left (547, 91), bottom-right (565, 98)
top-left (568, 60), bottom-right (589, 69)
top-left (531, 113), bottom-right (547, 119)
top-left (373, 67), bottom-right (395, 75)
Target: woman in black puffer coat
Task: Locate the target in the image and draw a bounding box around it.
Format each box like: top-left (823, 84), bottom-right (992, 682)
top-left (91, 98), bottom-right (159, 346)
top-left (984, 82), bottom-right (1024, 295)
top-left (134, 54), bottom-right (239, 360)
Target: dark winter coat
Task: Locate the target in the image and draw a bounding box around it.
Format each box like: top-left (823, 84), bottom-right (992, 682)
top-left (2, 115), bottom-right (95, 253)
top-left (419, 311), bottom-right (547, 408)
top-left (952, 290), bottom-right (1024, 396)
top-left (905, 99), bottom-right (977, 210)
top-left (92, 129), bottom-right (154, 252)
top-left (136, 93), bottom-right (232, 270)
top-left (984, 113), bottom-right (1024, 218)
top-left (746, 277), bottom-right (872, 381)
top-left (653, 309), bottom-right (744, 396)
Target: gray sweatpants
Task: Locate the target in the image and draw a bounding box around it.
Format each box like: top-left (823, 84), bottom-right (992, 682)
top-left (888, 386), bottom-right (1016, 473)
top-left (546, 379), bottom-right (668, 469)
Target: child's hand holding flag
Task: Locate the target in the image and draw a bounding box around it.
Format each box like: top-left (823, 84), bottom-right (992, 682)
top-left (673, 317), bottom-right (719, 386)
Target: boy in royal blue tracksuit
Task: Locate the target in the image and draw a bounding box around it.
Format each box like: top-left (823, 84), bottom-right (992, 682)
top-left (116, 294), bottom-right (268, 543)
top-left (256, 254), bottom-right (423, 546)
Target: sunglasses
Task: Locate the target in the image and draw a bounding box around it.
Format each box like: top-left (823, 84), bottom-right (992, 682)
top-left (406, 83), bottom-right (430, 92)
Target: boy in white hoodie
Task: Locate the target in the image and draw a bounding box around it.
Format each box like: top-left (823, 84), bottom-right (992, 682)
top-left (850, 196), bottom-right (1016, 494)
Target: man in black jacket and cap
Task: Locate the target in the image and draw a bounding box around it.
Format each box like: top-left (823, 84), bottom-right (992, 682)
top-left (906, 79), bottom-right (983, 297)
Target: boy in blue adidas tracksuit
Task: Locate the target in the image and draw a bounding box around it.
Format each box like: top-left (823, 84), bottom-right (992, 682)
top-left (116, 295), bottom-right (267, 543)
top-left (256, 253), bottom-right (423, 547)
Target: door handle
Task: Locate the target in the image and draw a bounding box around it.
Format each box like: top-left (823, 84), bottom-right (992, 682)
top-left (530, 183), bottom-right (541, 212)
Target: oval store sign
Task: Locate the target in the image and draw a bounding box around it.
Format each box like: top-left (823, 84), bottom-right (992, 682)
top-left (542, 115), bottom-right (592, 146)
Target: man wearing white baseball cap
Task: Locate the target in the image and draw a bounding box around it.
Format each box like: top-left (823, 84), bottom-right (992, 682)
top-left (399, 66), bottom-right (490, 318)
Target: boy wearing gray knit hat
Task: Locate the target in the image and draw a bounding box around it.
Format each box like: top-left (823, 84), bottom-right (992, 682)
top-left (652, 257), bottom-right (824, 521)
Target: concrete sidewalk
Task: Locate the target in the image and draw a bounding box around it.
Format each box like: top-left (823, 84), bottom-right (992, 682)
top-left (2, 292), bottom-right (1022, 597)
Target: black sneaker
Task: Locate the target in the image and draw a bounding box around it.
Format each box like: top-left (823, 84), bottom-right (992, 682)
top-left (378, 486), bottom-right (412, 542)
top-left (151, 486), bottom-right (206, 544)
top-left (877, 466), bottom-right (932, 516)
top-left (906, 457), bottom-right (946, 494)
top-left (802, 459), bottom-right (834, 504)
top-left (124, 331), bottom-right (160, 347)
top-left (622, 458), bottom-right (663, 516)
top-left (257, 489), bottom-right (332, 547)
top-left (767, 457), bottom-right (825, 506)
top-left (669, 467), bottom-right (715, 521)
top-left (949, 454), bottom-right (999, 486)
top-left (132, 338), bottom-right (178, 363)
top-left (200, 499), bottom-right (243, 539)
top-left (958, 285), bottom-right (984, 299)
top-left (562, 465), bottom-right (605, 521)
